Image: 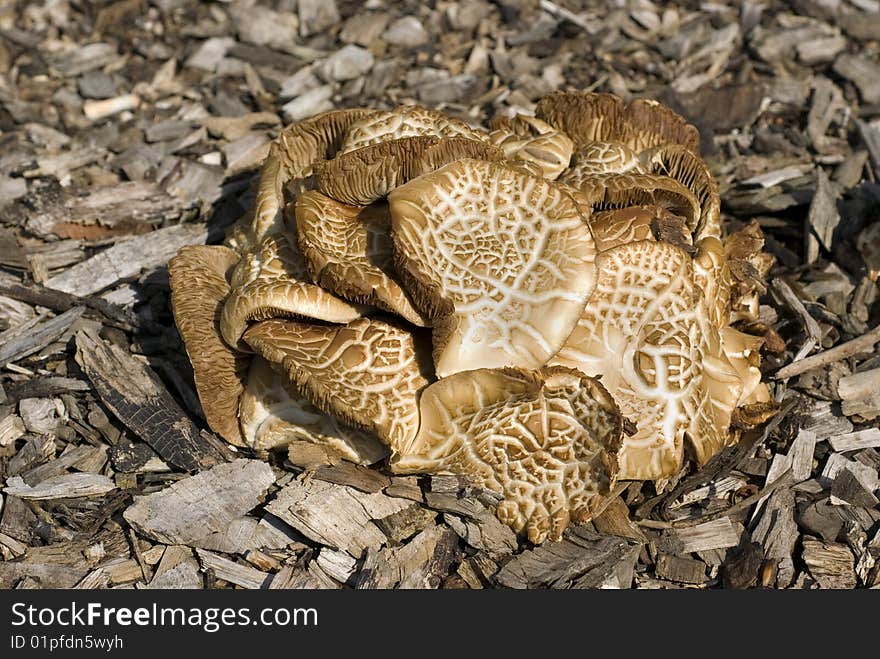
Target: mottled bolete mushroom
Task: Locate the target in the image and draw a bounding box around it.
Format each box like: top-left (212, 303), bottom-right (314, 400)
top-left (242, 317), bottom-right (430, 453)
top-left (389, 158), bottom-right (597, 377)
top-left (489, 114), bottom-right (573, 179)
top-left (340, 105), bottom-right (488, 153)
top-left (392, 366), bottom-right (623, 543)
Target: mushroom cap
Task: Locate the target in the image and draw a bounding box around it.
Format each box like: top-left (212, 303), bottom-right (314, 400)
top-left (559, 171), bottom-right (702, 232)
top-left (568, 141), bottom-right (645, 177)
top-left (391, 366), bottom-right (623, 544)
top-left (535, 91), bottom-right (701, 153)
top-left (244, 108), bottom-right (378, 245)
top-left (388, 158), bottom-right (598, 377)
top-left (294, 190), bottom-right (429, 326)
top-left (242, 317), bottom-right (430, 453)
top-left (551, 239), bottom-right (743, 480)
top-left (488, 114), bottom-right (573, 180)
top-left (589, 207), bottom-right (661, 252)
top-left (314, 136), bottom-right (505, 206)
top-left (341, 105), bottom-right (488, 153)
top-left (239, 356), bottom-right (388, 463)
top-left (221, 232), bottom-right (364, 348)
top-left (169, 245), bottom-right (249, 446)
top-left (723, 220), bottom-right (774, 323)
top-left (639, 144), bottom-right (721, 241)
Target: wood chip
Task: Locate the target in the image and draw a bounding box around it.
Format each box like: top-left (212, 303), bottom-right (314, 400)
top-left (124, 459), bottom-right (275, 546)
top-left (801, 538), bottom-right (857, 589)
top-left (828, 428), bottom-right (880, 452)
top-left (195, 548), bottom-right (270, 589)
top-left (3, 473), bottom-right (116, 499)
top-left (660, 517), bottom-right (743, 554)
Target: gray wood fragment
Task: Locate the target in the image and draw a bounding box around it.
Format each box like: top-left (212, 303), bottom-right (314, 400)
top-left (3, 473), bottom-right (116, 499)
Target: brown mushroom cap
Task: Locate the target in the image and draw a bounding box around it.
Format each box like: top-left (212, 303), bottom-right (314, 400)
top-left (341, 105), bottom-right (488, 153)
top-left (239, 356), bottom-right (388, 463)
top-left (244, 108), bottom-right (378, 245)
top-left (551, 240), bottom-right (743, 480)
top-left (535, 91), bottom-right (701, 153)
top-left (723, 220), bottom-right (774, 323)
top-left (391, 366), bottom-right (623, 543)
top-left (559, 171), bottom-right (702, 232)
top-left (639, 144), bottom-right (721, 240)
top-left (314, 136), bottom-right (505, 206)
top-left (388, 158), bottom-right (597, 377)
top-left (220, 233), bottom-right (364, 348)
top-left (169, 245), bottom-right (249, 446)
top-left (567, 141), bottom-right (645, 177)
top-left (488, 114), bottom-right (573, 180)
top-left (294, 190), bottom-right (429, 326)
top-left (242, 317), bottom-right (430, 453)
top-left (589, 207), bottom-right (660, 252)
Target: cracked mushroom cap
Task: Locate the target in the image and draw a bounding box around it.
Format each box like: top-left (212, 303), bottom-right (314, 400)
top-left (340, 105), bottom-right (488, 153)
top-left (314, 136), bottom-right (504, 206)
top-left (238, 356), bottom-right (388, 464)
top-left (567, 141), bottom-right (645, 177)
top-left (551, 240), bottom-right (743, 481)
top-left (488, 114), bottom-right (573, 180)
top-left (559, 171), bottom-right (702, 232)
top-left (220, 233), bottom-right (364, 349)
top-left (388, 158), bottom-right (598, 377)
top-left (535, 91), bottom-right (701, 154)
top-left (169, 245), bottom-right (249, 446)
top-left (294, 190), bottom-right (428, 326)
top-left (589, 206), bottom-right (665, 252)
top-left (242, 108), bottom-right (378, 245)
top-left (391, 366), bottom-right (623, 544)
top-left (242, 317), bottom-right (430, 453)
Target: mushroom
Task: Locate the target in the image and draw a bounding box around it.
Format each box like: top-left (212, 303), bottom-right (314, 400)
top-left (242, 317), bottom-right (430, 454)
top-left (488, 114), bottom-right (573, 180)
top-left (340, 105), bottom-right (488, 153)
top-left (723, 220), bottom-right (774, 323)
top-left (220, 233), bottom-right (364, 349)
top-left (391, 366), bottom-right (623, 543)
top-left (567, 141), bottom-right (645, 177)
top-left (294, 190), bottom-right (428, 326)
top-left (559, 171), bottom-right (702, 233)
top-left (238, 356), bottom-right (388, 464)
top-left (168, 245), bottom-right (249, 446)
top-left (314, 136), bottom-right (504, 206)
top-left (237, 108), bottom-right (378, 247)
top-left (388, 158), bottom-right (597, 377)
top-left (535, 91), bottom-right (701, 154)
top-left (551, 240), bottom-right (744, 480)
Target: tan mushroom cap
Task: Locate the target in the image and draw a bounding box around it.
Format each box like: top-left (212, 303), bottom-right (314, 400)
top-left (314, 136), bottom-right (505, 206)
top-left (589, 207), bottom-right (661, 252)
top-left (221, 233), bottom-right (364, 348)
top-left (551, 240), bottom-right (743, 480)
top-left (640, 144), bottom-right (721, 241)
top-left (242, 317), bottom-right (430, 453)
top-left (567, 141), bottom-right (645, 177)
top-left (239, 356), bottom-right (388, 464)
top-left (392, 366), bottom-right (623, 543)
top-left (388, 158), bottom-right (598, 377)
top-left (559, 171), bottom-right (702, 232)
top-left (242, 108), bottom-right (378, 245)
top-left (169, 245), bottom-right (249, 447)
top-left (535, 91), bottom-right (701, 154)
top-left (488, 114), bottom-right (573, 180)
top-left (294, 190), bottom-right (429, 326)
top-left (341, 105), bottom-right (488, 153)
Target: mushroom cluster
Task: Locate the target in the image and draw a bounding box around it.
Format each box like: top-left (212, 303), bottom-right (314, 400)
top-left (169, 92), bottom-right (772, 543)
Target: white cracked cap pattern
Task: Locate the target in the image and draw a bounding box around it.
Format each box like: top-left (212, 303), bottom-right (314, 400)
top-left (389, 158), bottom-right (597, 378)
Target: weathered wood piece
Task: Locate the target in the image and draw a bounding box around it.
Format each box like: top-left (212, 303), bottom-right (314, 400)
top-left (75, 329), bottom-right (223, 471)
top-left (44, 223), bottom-right (208, 296)
top-left (655, 554), bottom-right (707, 585)
top-left (196, 548), bottom-right (271, 589)
top-left (3, 473), bottom-right (116, 499)
top-left (495, 527), bottom-right (640, 589)
top-left (355, 526), bottom-right (458, 589)
top-left (828, 429), bottom-right (880, 452)
top-left (838, 368), bottom-right (880, 420)
top-left (801, 538), bottom-right (857, 589)
top-left (124, 459), bottom-right (275, 547)
top-left (659, 518), bottom-right (742, 554)
top-left (0, 306), bottom-right (84, 368)
top-left (374, 504), bottom-right (438, 544)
